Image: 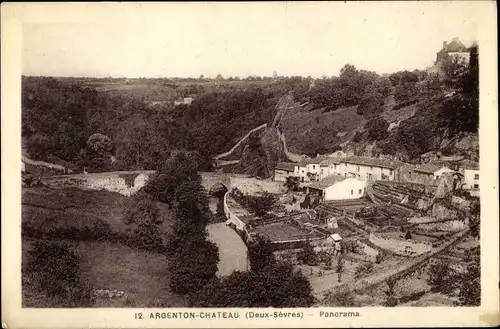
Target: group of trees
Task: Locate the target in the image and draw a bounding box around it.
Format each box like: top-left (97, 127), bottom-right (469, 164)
top-left (191, 236), bottom-right (315, 307)
top-left (230, 188), bottom-right (277, 218)
top-left (122, 193), bottom-right (165, 252)
top-left (25, 240), bottom-right (95, 307)
top-left (308, 64), bottom-right (392, 113)
top-left (427, 258), bottom-right (480, 306)
top-left (146, 151), bottom-right (220, 295)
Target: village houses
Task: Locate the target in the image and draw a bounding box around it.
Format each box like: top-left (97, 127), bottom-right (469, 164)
top-left (339, 156), bottom-right (405, 182)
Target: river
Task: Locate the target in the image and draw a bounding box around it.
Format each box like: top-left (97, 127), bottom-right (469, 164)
top-left (206, 223), bottom-right (249, 277)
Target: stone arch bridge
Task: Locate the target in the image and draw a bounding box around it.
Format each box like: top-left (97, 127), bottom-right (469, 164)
top-left (39, 170), bottom-right (286, 197)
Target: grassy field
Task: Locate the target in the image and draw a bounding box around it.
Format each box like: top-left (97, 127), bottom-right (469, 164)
top-left (22, 186), bottom-right (175, 236)
top-left (22, 186), bottom-right (184, 307)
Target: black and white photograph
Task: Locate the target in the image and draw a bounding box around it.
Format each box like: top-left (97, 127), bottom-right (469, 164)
top-left (2, 1), bottom-right (499, 328)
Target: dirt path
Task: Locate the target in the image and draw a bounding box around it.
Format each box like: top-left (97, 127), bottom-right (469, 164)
top-left (207, 223), bottom-right (249, 277)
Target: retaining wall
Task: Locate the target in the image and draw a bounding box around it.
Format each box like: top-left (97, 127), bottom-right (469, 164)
top-left (369, 233), bottom-right (432, 257)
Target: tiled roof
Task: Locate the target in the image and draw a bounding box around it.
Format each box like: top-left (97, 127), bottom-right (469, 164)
top-left (304, 155), bottom-right (330, 165)
top-left (308, 175), bottom-right (348, 190)
top-left (461, 160), bottom-right (479, 170)
top-left (275, 162), bottom-right (296, 172)
top-left (320, 157), bottom-right (341, 166)
top-left (414, 163), bottom-right (442, 174)
top-left (444, 38), bottom-right (468, 53)
top-left (341, 156), bottom-right (405, 170)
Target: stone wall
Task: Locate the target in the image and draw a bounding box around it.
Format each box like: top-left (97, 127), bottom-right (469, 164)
top-left (41, 171), bottom-right (155, 196)
top-left (223, 192), bottom-right (246, 231)
top-left (369, 233), bottom-right (432, 257)
top-left (418, 219), bottom-right (467, 232)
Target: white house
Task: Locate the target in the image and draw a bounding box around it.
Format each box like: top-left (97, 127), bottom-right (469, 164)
top-left (339, 156), bottom-right (405, 182)
top-left (460, 160), bottom-right (479, 190)
top-left (319, 157), bottom-right (342, 179)
top-left (307, 175), bottom-right (367, 202)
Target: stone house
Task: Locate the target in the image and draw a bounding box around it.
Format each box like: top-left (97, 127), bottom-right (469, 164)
top-left (436, 37), bottom-right (470, 66)
top-left (274, 162), bottom-right (297, 182)
top-left (319, 157), bottom-right (342, 180)
top-left (412, 163), bottom-right (456, 187)
top-left (338, 156), bottom-right (405, 182)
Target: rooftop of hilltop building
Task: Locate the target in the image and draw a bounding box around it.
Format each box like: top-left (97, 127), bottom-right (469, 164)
top-left (438, 37), bottom-right (469, 54)
top-left (340, 156), bottom-right (405, 170)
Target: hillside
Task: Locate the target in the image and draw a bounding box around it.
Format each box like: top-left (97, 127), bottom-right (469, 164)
top-left (217, 48), bottom-right (478, 165)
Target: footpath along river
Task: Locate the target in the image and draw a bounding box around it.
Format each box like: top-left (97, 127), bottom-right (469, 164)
top-left (207, 223), bottom-right (249, 276)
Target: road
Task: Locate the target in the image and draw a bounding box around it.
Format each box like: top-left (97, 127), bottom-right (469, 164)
top-left (207, 223), bottom-right (249, 277)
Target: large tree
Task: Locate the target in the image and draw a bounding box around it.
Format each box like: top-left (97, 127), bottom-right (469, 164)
top-left (247, 235), bottom-right (276, 273)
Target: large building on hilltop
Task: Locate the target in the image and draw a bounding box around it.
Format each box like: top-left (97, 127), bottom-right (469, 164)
top-left (435, 37), bottom-right (470, 65)
top-left (428, 37), bottom-right (471, 77)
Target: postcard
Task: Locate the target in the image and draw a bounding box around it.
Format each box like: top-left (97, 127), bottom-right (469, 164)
top-left (2, 1), bottom-right (499, 328)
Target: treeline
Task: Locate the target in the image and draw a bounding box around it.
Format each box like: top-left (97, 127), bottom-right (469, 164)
top-left (192, 236), bottom-right (315, 307)
top-left (308, 64), bottom-right (393, 113)
top-left (22, 77), bottom-right (285, 172)
top-left (145, 151), bottom-right (220, 294)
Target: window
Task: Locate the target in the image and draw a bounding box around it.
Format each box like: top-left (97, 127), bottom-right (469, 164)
top-left (358, 189), bottom-right (362, 194)
top-left (301, 170), bottom-right (304, 174)
top-left (356, 165), bottom-right (360, 172)
top-left (389, 169), bottom-right (393, 175)
top-left (313, 165), bottom-right (315, 170)
top-left (370, 166), bottom-right (373, 171)
top-left (474, 174), bottom-right (479, 180)
top-left (351, 190), bottom-right (353, 195)
top-left (474, 184), bottom-right (479, 189)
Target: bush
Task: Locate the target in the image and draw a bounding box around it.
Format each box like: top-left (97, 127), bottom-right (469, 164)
top-left (26, 240), bottom-right (95, 307)
top-left (131, 222), bottom-right (165, 253)
top-left (122, 195), bottom-right (161, 225)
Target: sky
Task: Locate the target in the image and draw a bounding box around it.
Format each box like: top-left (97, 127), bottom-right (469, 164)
top-left (21, 2), bottom-right (483, 79)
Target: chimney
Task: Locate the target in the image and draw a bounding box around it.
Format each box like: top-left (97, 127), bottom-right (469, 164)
top-left (443, 41), bottom-right (448, 50)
